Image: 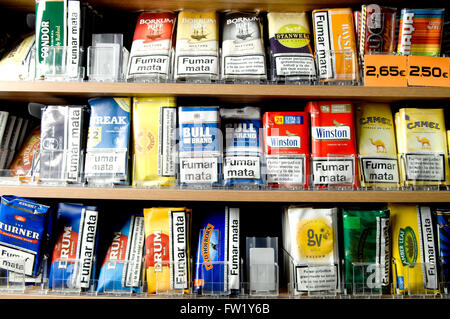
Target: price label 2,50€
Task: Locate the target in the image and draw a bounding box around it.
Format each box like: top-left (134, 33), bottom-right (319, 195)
top-left (407, 56), bottom-right (450, 87)
top-left (364, 55), bottom-right (408, 87)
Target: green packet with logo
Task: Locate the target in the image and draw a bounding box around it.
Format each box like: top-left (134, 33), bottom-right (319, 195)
top-left (342, 208), bottom-right (390, 295)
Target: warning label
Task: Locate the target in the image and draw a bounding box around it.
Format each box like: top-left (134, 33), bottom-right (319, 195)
top-left (266, 156), bottom-right (304, 185)
top-left (361, 157), bottom-right (399, 183)
top-left (177, 55), bottom-right (218, 75)
top-left (405, 153), bottom-right (445, 181)
top-left (128, 55), bottom-right (169, 75)
top-left (275, 54), bottom-right (315, 77)
top-left (85, 150), bottom-right (127, 176)
top-left (224, 155), bottom-right (261, 180)
top-left (179, 157), bottom-right (219, 184)
top-left (295, 264), bottom-right (337, 292)
top-left (312, 158), bottom-right (354, 185)
top-left (224, 55), bottom-right (266, 75)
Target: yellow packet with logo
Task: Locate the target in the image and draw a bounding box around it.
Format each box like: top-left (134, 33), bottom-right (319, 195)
top-left (132, 97), bottom-right (177, 187)
top-left (396, 108), bottom-right (449, 188)
top-left (356, 103), bottom-right (399, 189)
top-left (389, 204), bottom-right (439, 295)
top-left (144, 207), bottom-right (191, 294)
top-left (282, 206), bottom-right (340, 295)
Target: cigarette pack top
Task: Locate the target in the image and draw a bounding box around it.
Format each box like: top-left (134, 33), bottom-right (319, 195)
top-left (0, 195), bottom-right (50, 278)
top-left (306, 101), bottom-right (358, 189)
top-left (397, 8), bottom-right (445, 56)
top-left (221, 11), bottom-right (267, 82)
top-left (434, 209), bottom-right (450, 290)
top-left (132, 97), bottom-right (177, 187)
top-left (49, 202), bottom-right (99, 290)
top-left (389, 204), bottom-right (439, 295)
top-left (9, 125), bottom-right (40, 180)
top-left (395, 108), bottom-right (449, 188)
top-left (283, 206), bottom-right (340, 295)
top-left (193, 206), bottom-right (240, 295)
top-left (126, 11), bottom-right (176, 82)
top-left (144, 207), bottom-right (191, 294)
top-left (96, 214), bottom-right (145, 294)
top-left (359, 5), bottom-right (397, 57)
top-left (174, 11), bottom-right (219, 82)
top-left (442, 10), bottom-right (450, 56)
top-left (0, 34), bottom-right (35, 81)
top-left (85, 97), bottom-right (131, 185)
top-left (178, 106), bottom-right (222, 186)
top-left (267, 12), bottom-right (316, 82)
top-left (356, 103), bottom-right (399, 189)
top-left (263, 111), bottom-right (310, 188)
top-left (341, 208), bottom-right (390, 294)
top-left (220, 106), bottom-right (264, 187)
top-left (312, 8), bottom-right (359, 82)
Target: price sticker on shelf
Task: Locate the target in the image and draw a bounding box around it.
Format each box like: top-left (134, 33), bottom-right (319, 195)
top-left (364, 55), bottom-right (408, 87)
top-left (407, 56), bottom-right (450, 87)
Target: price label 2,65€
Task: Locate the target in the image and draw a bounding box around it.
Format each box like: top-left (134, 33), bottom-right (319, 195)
top-left (364, 55), bottom-right (408, 87)
top-left (407, 56), bottom-right (450, 87)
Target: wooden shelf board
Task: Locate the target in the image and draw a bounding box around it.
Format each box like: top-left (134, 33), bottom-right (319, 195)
top-left (0, 185), bottom-right (448, 202)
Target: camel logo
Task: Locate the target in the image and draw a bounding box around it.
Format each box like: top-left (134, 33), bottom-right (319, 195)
top-left (369, 138), bottom-right (386, 153)
top-left (135, 129), bottom-right (155, 153)
top-left (416, 136), bottom-right (431, 150)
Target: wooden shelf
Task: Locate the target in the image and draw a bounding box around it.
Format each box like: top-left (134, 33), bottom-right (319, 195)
top-left (0, 81), bottom-right (449, 104)
top-left (0, 185), bottom-right (448, 202)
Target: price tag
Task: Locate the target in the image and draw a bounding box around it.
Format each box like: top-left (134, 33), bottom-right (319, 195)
top-left (363, 55), bottom-right (408, 87)
top-left (407, 56), bottom-right (450, 87)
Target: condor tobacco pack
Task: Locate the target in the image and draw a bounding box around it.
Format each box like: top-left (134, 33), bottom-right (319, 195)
top-left (144, 207), bottom-right (191, 294)
top-left (221, 106), bottom-right (264, 187)
top-left (96, 214), bottom-right (145, 294)
top-left (49, 202), bottom-right (99, 290)
top-left (356, 103), bottom-right (400, 189)
top-left (0, 195), bottom-right (50, 278)
top-left (395, 108), bottom-right (450, 189)
top-left (85, 97), bottom-right (131, 185)
top-left (132, 97), bottom-right (177, 187)
top-left (389, 204), bottom-right (439, 295)
top-left (306, 101), bottom-right (358, 189)
top-left (342, 208), bottom-right (390, 294)
top-left (282, 206), bottom-right (340, 296)
top-left (178, 106), bottom-right (222, 187)
top-left (126, 11), bottom-right (176, 82)
top-left (174, 11), bottom-right (219, 82)
top-left (263, 111), bottom-right (310, 189)
top-left (40, 105), bottom-right (88, 184)
top-left (193, 206), bottom-right (240, 295)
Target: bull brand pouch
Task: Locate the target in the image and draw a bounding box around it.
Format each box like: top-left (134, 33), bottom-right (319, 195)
top-left (49, 202), bottom-right (99, 290)
top-left (221, 106), bottom-right (264, 188)
top-left (193, 206), bottom-right (240, 295)
top-left (144, 207), bottom-right (191, 294)
top-left (341, 208), bottom-right (390, 294)
top-left (96, 214), bottom-right (145, 294)
top-left (356, 103), bottom-right (399, 189)
top-left (0, 195), bottom-right (50, 278)
top-left (389, 204), bottom-right (439, 295)
top-left (178, 106), bottom-right (222, 187)
top-left (85, 97), bottom-right (131, 185)
top-left (306, 101), bottom-right (358, 189)
top-left (282, 206), bottom-right (340, 296)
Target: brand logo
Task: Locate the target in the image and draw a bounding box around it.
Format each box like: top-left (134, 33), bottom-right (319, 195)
top-left (406, 121), bottom-right (440, 130)
top-left (146, 231), bottom-right (170, 272)
top-left (359, 117), bottom-right (392, 126)
top-left (226, 16), bottom-right (258, 25)
top-left (140, 18), bottom-right (174, 25)
top-left (400, 12), bottom-right (415, 54)
top-left (202, 224), bottom-right (214, 271)
top-left (92, 116), bottom-right (127, 125)
top-left (297, 218), bottom-right (334, 259)
top-left (267, 136), bottom-right (300, 148)
top-left (105, 232), bottom-right (127, 269)
top-left (312, 126), bottom-right (351, 140)
top-left (275, 24), bottom-right (309, 48)
top-left (14, 215), bottom-right (26, 222)
top-left (398, 226), bottom-right (418, 267)
top-left (0, 221), bottom-right (40, 241)
top-left (54, 226), bottom-right (77, 269)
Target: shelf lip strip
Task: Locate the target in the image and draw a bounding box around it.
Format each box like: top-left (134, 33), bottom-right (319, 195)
top-left (0, 185), bottom-right (448, 202)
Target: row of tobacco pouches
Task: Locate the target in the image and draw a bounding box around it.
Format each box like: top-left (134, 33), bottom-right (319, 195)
top-left (2, 3), bottom-right (450, 82)
top-left (0, 194), bottom-right (448, 296)
top-left (5, 97), bottom-right (450, 190)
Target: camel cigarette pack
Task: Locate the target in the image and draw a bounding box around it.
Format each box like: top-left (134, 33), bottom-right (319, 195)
top-left (132, 97), bottom-right (177, 187)
top-left (49, 202), bottom-right (99, 290)
top-left (193, 207), bottom-right (240, 295)
top-left (342, 209), bottom-right (390, 294)
top-left (221, 107), bottom-right (263, 187)
top-left (397, 8), bottom-right (445, 56)
top-left (0, 195), bottom-right (50, 277)
top-left (85, 97), bottom-right (131, 185)
top-left (174, 11), bottom-right (219, 81)
top-left (221, 12), bottom-right (267, 82)
top-left (96, 214), bottom-right (145, 293)
top-left (312, 8), bottom-right (359, 82)
top-left (389, 204), bottom-right (439, 295)
top-left (178, 106), bottom-right (222, 186)
top-left (306, 101), bottom-right (358, 189)
top-left (282, 206), bottom-right (340, 295)
top-left (263, 111), bottom-right (309, 188)
top-left (267, 12), bottom-right (316, 81)
top-left (40, 105), bottom-right (88, 184)
top-left (356, 103), bottom-right (399, 189)
top-left (144, 207), bottom-right (191, 294)
top-left (395, 108), bottom-right (449, 188)
top-left (435, 209), bottom-right (450, 291)
top-left (127, 11), bottom-right (176, 82)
